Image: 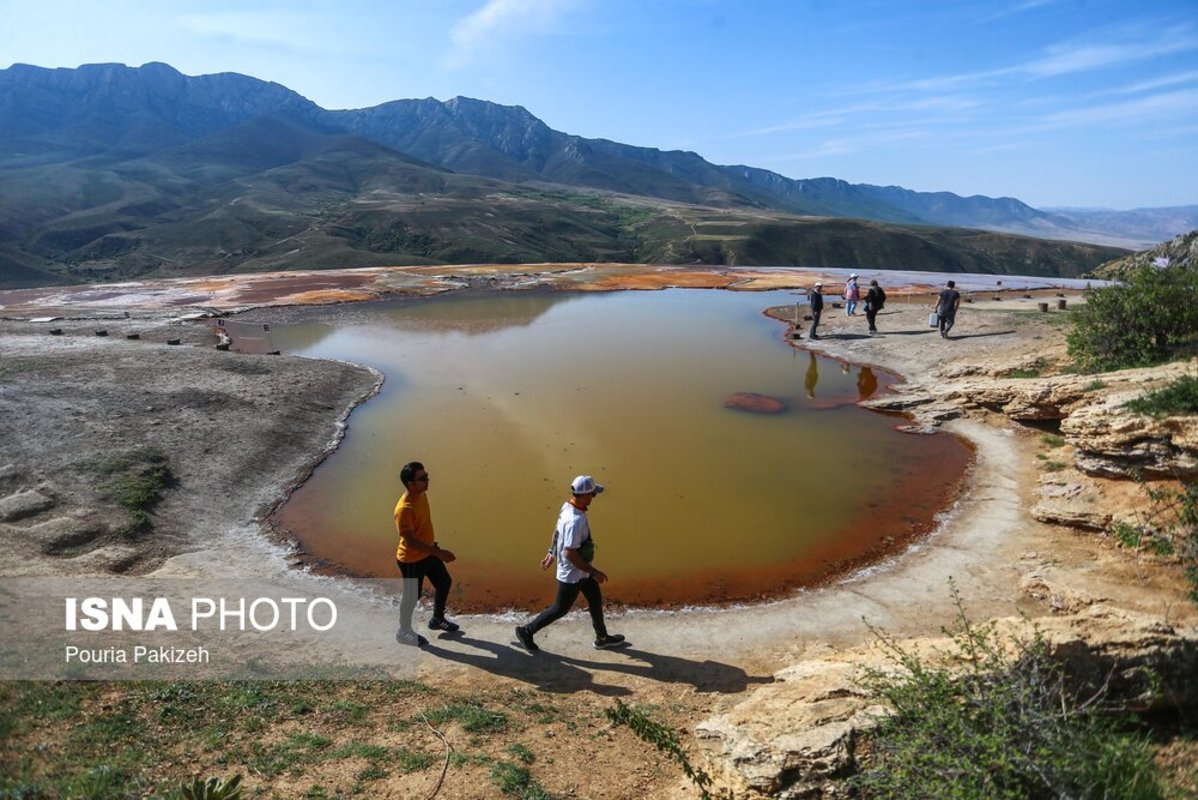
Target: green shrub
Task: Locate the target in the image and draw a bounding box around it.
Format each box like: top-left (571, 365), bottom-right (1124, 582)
top-left (605, 700), bottom-right (727, 800)
top-left (1067, 265), bottom-right (1198, 372)
top-left (174, 774), bottom-right (243, 800)
top-left (420, 702), bottom-right (507, 734)
top-left (1004, 357), bottom-right (1050, 378)
top-left (489, 762), bottom-right (550, 799)
top-left (1112, 521), bottom-right (1175, 556)
top-left (89, 447), bottom-right (174, 537)
top-left (1144, 481), bottom-right (1198, 604)
top-left (1125, 375), bottom-right (1198, 418)
top-left (852, 589), bottom-right (1164, 799)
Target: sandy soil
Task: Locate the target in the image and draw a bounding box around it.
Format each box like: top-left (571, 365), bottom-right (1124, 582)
top-left (2, 264), bottom-right (1194, 798)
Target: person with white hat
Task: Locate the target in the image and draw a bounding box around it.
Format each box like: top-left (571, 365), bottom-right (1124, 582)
top-left (808, 282), bottom-right (825, 340)
top-left (844, 273), bottom-right (860, 316)
top-left (515, 475), bottom-right (625, 652)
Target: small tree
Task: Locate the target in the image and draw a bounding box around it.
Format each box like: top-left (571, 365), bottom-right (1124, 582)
top-left (1067, 265), bottom-right (1198, 372)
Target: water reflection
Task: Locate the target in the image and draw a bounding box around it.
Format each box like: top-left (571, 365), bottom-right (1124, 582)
top-left (857, 367), bottom-right (878, 400)
top-left (805, 352), bottom-right (819, 398)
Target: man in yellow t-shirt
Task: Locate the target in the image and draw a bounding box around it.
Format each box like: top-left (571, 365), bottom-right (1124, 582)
top-left (394, 461), bottom-right (458, 647)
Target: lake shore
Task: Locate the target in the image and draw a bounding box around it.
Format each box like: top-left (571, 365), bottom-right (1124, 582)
top-left (2, 263), bottom-right (1194, 797)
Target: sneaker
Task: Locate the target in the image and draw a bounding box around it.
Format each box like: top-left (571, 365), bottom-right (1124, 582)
top-left (428, 617), bottom-right (460, 633)
top-left (594, 634), bottom-right (626, 649)
top-left (515, 625), bottom-right (539, 652)
top-left (395, 629), bottom-right (428, 647)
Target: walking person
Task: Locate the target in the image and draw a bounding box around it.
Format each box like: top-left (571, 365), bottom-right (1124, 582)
top-left (515, 475), bottom-right (625, 652)
top-left (844, 273), bottom-right (860, 316)
top-left (864, 279), bottom-right (886, 335)
top-left (394, 461), bottom-right (459, 647)
top-left (935, 280), bottom-right (962, 339)
top-left (808, 282), bottom-right (825, 340)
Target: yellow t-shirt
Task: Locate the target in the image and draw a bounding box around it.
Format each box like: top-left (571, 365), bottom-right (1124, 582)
top-left (394, 491), bottom-right (434, 563)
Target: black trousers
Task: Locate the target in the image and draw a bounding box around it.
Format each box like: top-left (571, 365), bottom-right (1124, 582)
top-left (865, 308), bottom-right (878, 332)
top-left (397, 556), bottom-right (451, 630)
top-left (527, 577), bottom-right (608, 638)
top-left (808, 308), bottom-right (822, 338)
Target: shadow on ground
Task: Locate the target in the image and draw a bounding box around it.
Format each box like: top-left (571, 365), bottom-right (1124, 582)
top-left (424, 634), bottom-right (773, 696)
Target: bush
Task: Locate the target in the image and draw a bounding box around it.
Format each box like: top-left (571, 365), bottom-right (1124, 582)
top-left (1136, 480), bottom-right (1198, 605)
top-left (605, 700), bottom-right (726, 800)
top-left (852, 588), bottom-right (1164, 799)
top-left (1125, 374), bottom-right (1198, 418)
top-left (1067, 265), bottom-right (1198, 372)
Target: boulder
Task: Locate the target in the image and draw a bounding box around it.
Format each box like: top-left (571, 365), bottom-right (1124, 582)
top-left (1032, 476), bottom-right (1113, 531)
top-left (1061, 395), bottom-right (1198, 479)
top-left (0, 489), bottom-right (55, 522)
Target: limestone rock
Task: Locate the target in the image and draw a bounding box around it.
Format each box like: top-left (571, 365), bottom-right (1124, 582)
top-left (0, 489), bottom-right (55, 522)
top-left (930, 360), bottom-right (1198, 479)
top-left (725, 392), bottom-right (788, 414)
top-left (1061, 397), bottom-right (1198, 479)
top-left (695, 659), bottom-right (883, 799)
top-left (939, 377), bottom-right (1086, 420)
top-left (1019, 573), bottom-right (1101, 613)
top-left (0, 516), bottom-right (105, 550)
top-left (858, 393), bottom-right (933, 412)
top-left (1032, 476), bottom-right (1112, 531)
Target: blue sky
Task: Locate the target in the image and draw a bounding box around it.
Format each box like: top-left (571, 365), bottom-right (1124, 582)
top-left (2, 0), bottom-right (1195, 209)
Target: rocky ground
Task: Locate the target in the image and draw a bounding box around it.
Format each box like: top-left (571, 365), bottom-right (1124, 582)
top-left (1, 264), bottom-right (1196, 798)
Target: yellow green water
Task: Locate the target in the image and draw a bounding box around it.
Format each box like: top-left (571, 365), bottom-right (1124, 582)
top-left (269, 288), bottom-right (970, 610)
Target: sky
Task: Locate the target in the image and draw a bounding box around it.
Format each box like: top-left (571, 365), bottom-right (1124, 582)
top-left (2, 0), bottom-right (1196, 210)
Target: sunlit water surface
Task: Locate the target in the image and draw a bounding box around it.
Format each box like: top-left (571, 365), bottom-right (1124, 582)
top-left (268, 289), bottom-right (971, 611)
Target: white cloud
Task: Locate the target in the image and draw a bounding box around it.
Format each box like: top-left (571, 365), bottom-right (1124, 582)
top-left (1103, 69), bottom-right (1198, 96)
top-left (857, 20), bottom-right (1198, 97)
top-left (742, 96), bottom-right (980, 139)
top-left (179, 10), bottom-right (329, 54)
top-left (770, 129), bottom-right (927, 163)
top-left (977, 0), bottom-right (1061, 24)
top-left (444, 0), bottom-right (581, 70)
top-left (1036, 87), bottom-right (1198, 127)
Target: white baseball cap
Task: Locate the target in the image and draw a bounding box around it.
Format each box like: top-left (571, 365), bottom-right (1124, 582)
top-left (570, 475), bottom-right (604, 495)
top-left (850, 272), bottom-right (858, 278)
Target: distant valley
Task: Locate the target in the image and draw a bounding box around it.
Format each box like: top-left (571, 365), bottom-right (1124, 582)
top-left (1, 62), bottom-right (1190, 290)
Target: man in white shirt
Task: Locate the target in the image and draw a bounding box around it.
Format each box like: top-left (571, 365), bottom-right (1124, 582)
top-left (515, 475), bottom-right (626, 652)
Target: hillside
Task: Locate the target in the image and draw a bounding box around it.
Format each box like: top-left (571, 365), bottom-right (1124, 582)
top-left (0, 62), bottom-right (1149, 289)
top-left (1093, 229), bottom-right (1198, 279)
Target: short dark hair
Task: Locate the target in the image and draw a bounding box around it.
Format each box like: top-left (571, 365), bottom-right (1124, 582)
top-left (947, 280), bottom-right (956, 288)
top-left (400, 461), bottom-right (425, 487)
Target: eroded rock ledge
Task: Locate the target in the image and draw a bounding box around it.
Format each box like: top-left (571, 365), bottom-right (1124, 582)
top-left (872, 357), bottom-right (1198, 528)
top-left (935, 359), bottom-right (1198, 480)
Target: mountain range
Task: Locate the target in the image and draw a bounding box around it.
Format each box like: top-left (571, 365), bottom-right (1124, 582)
top-left (2, 61), bottom-right (1189, 290)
